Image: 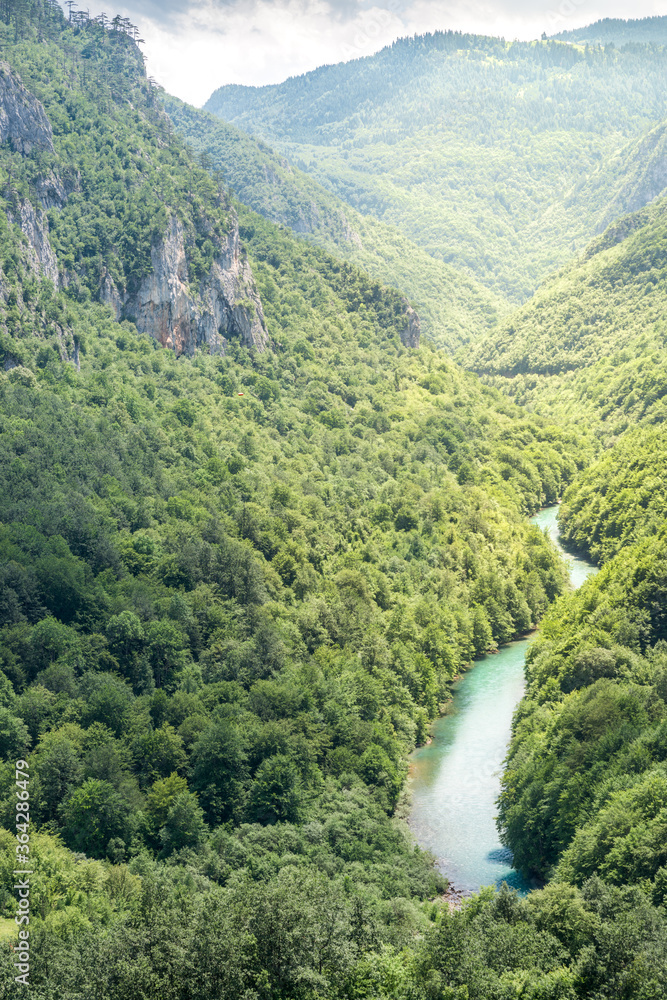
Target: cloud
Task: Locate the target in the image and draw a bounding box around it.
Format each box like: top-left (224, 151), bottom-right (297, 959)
top-left (63, 0), bottom-right (667, 105)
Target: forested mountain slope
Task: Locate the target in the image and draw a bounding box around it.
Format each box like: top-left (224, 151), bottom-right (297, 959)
top-left (553, 16), bottom-right (667, 47)
top-left (499, 516), bottom-right (667, 883)
top-left (0, 6), bottom-right (627, 997)
top-left (464, 193), bottom-right (667, 437)
top-left (435, 35), bottom-right (667, 954)
top-left (205, 33), bottom-right (667, 301)
top-left (573, 115), bottom-right (667, 233)
top-left (2, 4), bottom-right (667, 999)
top-left (0, 10), bottom-right (270, 359)
top-left (467, 194), bottom-right (667, 376)
top-left (499, 430), bottom-right (667, 904)
top-left (559, 424), bottom-right (667, 564)
top-left (480, 231), bottom-right (667, 995)
top-left (163, 94), bottom-right (504, 351)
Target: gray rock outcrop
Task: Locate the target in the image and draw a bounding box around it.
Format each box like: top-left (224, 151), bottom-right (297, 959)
top-left (5, 197), bottom-right (59, 285)
top-left (10, 200), bottom-right (58, 284)
top-left (36, 171), bottom-right (68, 210)
top-left (102, 212), bottom-right (269, 356)
top-left (598, 121), bottom-right (667, 230)
top-left (401, 304), bottom-right (421, 348)
top-left (0, 62), bottom-right (53, 155)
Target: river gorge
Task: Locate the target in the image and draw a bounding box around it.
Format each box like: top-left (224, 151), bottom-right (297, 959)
top-left (408, 506), bottom-right (599, 895)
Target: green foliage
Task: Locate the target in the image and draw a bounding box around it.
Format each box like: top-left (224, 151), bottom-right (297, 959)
top-left (467, 195), bottom-right (667, 378)
top-left (0, 16), bottom-right (590, 997)
top-left (2, 826), bottom-right (666, 999)
top-left (466, 195), bottom-right (667, 448)
top-left (206, 32), bottom-right (667, 302)
top-left (59, 777), bottom-right (133, 856)
top-left (486, 189), bottom-right (667, 890)
top-left (163, 93), bottom-right (505, 351)
top-left (498, 522), bottom-right (667, 880)
top-left (559, 424), bottom-right (667, 564)
top-left (0, 14), bottom-right (233, 311)
top-left (554, 16), bottom-right (667, 46)
top-left (1, 4), bottom-right (667, 997)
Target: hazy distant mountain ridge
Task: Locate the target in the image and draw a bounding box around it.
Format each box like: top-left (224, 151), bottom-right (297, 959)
top-left (164, 93), bottom-right (505, 350)
top-left (465, 194), bottom-right (667, 378)
top-left (553, 16), bottom-right (667, 47)
top-left (586, 119), bottom-right (667, 229)
top-left (205, 32), bottom-right (667, 302)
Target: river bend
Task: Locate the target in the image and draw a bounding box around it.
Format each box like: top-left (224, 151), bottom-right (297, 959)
top-left (407, 506), bottom-right (598, 894)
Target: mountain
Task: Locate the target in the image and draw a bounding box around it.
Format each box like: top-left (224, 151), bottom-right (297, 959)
top-left (553, 16), bottom-right (667, 47)
top-left (463, 193), bottom-right (667, 437)
top-left (466, 194), bottom-right (667, 376)
top-left (205, 32), bottom-right (667, 302)
top-left (0, 19), bottom-right (269, 359)
top-left (0, 6), bottom-right (618, 997)
top-left (430, 68), bottom-right (667, 920)
top-left (498, 413), bottom-right (667, 898)
top-left (2, 4), bottom-right (667, 998)
top-left (586, 117), bottom-right (667, 230)
top-left (163, 94), bottom-right (504, 351)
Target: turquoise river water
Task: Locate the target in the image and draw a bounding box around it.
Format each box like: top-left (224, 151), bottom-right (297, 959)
top-left (407, 505), bottom-right (598, 894)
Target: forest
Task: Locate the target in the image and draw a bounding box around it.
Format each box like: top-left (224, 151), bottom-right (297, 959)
top-left (0, 2), bottom-right (666, 998)
top-left (163, 94), bottom-right (504, 352)
top-left (554, 17), bottom-right (667, 46)
top-left (205, 30), bottom-right (667, 302)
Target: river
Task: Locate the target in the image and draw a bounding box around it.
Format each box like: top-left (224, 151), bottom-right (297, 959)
top-left (407, 505), bottom-right (598, 895)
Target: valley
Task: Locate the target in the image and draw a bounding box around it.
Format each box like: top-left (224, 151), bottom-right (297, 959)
top-left (0, 4), bottom-right (665, 997)
top-left (205, 33), bottom-right (667, 303)
top-left (408, 505), bottom-right (598, 897)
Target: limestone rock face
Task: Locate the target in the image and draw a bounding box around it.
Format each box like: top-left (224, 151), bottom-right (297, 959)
top-left (36, 171), bottom-right (68, 210)
top-left (0, 62), bottom-right (53, 155)
top-left (12, 200), bottom-right (59, 284)
top-left (599, 121), bottom-right (667, 229)
top-left (102, 213), bottom-right (269, 356)
top-left (401, 304), bottom-right (421, 348)
top-left (100, 268), bottom-right (123, 319)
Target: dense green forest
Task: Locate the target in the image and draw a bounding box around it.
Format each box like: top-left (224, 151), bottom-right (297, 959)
top-left (205, 32), bottom-right (667, 302)
top-left (425, 44), bottom-right (667, 935)
top-left (558, 425), bottom-right (667, 563)
top-left (0, 5), bottom-right (621, 997)
top-left (494, 244), bottom-right (667, 892)
top-left (163, 94), bottom-right (504, 352)
top-left (464, 192), bottom-right (667, 449)
top-left (466, 195), bottom-right (667, 380)
top-left (498, 464), bottom-right (667, 895)
top-left (436, 21), bottom-right (667, 995)
top-left (554, 15), bottom-right (667, 47)
top-left (0, 3), bottom-right (667, 998)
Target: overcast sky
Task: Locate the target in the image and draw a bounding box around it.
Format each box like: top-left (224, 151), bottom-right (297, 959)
top-left (65, 1), bottom-right (667, 106)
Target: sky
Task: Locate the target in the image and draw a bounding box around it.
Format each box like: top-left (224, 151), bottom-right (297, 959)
top-left (64, 1), bottom-right (667, 106)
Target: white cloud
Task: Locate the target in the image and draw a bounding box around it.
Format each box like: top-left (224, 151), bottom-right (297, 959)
top-left (65, 0), bottom-right (667, 105)
top-left (103, 0), bottom-right (407, 104)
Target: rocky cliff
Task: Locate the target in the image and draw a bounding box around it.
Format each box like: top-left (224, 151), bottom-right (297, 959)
top-left (0, 63), bottom-right (62, 289)
top-left (0, 61), bottom-right (53, 155)
top-left (0, 60), bottom-right (269, 359)
top-left (101, 213), bottom-right (269, 357)
top-left (401, 305), bottom-right (420, 348)
top-left (9, 200), bottom-right (59, 285)
top-left (36, 170), bottom-right (69, 210)
top-left (599, 121), bottom-right (667, 230)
